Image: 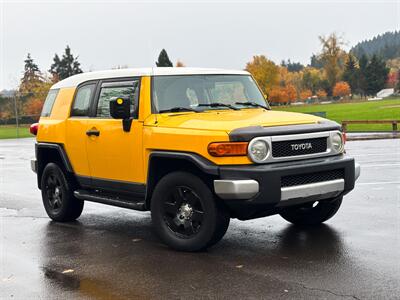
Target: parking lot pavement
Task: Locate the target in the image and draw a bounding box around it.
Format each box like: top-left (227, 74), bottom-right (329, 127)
top-left (1, 138), bottom-right (399, 299)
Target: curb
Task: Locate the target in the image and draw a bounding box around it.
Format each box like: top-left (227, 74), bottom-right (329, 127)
top-left (347, 134), bottom-right (400, 141)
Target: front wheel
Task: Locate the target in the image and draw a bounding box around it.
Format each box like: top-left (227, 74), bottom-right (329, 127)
top-left (151, 172), bottom-right (230, 251)
top-left (279, 197), bottom-right (342, 226)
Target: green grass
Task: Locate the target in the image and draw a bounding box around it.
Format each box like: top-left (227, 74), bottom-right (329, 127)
top-left (0, 125), bottom-right (31, 139)
top-left (275, 98), bottom-right (400, 131)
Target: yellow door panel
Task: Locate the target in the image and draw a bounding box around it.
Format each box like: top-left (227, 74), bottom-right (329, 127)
top-left (65, 118), bottom-right (91, 177)
top-left (86, 119), bottom-right (144, 183)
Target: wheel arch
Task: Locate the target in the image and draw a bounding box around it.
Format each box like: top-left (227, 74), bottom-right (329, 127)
top-left (36, 143), bottom-right (75, 189)
top-left (145, 151), bottom-right (219, 208)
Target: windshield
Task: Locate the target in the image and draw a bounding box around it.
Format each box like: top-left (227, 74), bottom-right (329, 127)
top-left (152, 75), bottom-right (269, 113)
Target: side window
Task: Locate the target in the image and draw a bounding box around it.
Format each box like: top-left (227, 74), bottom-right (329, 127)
top-left (71, 84), bottom-right (95, 117)
top-left (96, 80), bottom-right (139, 118)
top-left (41, 89), bottom-right (59, 117)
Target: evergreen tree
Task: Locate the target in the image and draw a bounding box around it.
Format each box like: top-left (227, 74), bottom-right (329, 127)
top-left (309, 54), bottom-right (323, 69)
top-left (50, 45), bottom-right (83, 81)
top-left (357, 55), bottom-right (369, 98)
top-left (365, 54), bottom-right (389, 95)
top-left (21, 53), bottom-right (41, 87)
top-left (342, 54), bottom-right (358, 97)
top-left (351, 31), bottom-right (400, 61)
top-left (156, 49), bottom-right (173, 67)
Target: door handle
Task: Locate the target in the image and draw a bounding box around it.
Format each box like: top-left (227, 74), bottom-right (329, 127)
top-left (86, 129), bottom-right (100, 137)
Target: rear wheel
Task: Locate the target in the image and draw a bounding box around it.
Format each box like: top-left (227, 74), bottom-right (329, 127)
top-left (41, 163), bottom-right (84, 222)
top-left (151, 172), bottom-right (230, 251)
top-left (279, 197), bottom-right (342, 226)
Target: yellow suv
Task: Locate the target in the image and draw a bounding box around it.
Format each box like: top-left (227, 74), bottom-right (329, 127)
top-left (31, 68), bottom-right (360, 251)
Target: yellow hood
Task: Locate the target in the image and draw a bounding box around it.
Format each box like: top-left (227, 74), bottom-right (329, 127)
top-left (152, 109), bottom-right (322, 132)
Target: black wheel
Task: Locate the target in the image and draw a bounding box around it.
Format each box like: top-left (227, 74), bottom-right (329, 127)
top-left (279, 197), bottom-right (342, 226)
top-left (41, 163), bottom-right (84, 222)
top-left (151, 172), bottom-right (230, 251)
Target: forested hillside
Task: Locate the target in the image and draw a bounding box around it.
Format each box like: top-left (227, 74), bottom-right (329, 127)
top-left (350, 31), bottom-right (400, 60)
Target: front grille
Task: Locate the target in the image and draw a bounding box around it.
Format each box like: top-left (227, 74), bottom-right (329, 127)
top-left (272, 137), bottom-right (327, 157)
top-left (281, 169), bottom-right (344, 187)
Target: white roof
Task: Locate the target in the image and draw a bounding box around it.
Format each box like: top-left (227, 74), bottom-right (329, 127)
top-left (51, 67), bottom-right (250, 89)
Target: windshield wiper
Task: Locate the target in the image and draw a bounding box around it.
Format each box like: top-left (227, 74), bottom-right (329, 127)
top-left (159, 107), bottom-right (199, 113)
top-left (235, 101), bottom-right (269, 110)
top-left (198, 103), bottom-right (240, 110)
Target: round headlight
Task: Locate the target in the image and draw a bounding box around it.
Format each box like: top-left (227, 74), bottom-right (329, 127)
top-left (249, 140), bottom-right (269, 163)
top-left (331, 132), bottom-right (344, 152)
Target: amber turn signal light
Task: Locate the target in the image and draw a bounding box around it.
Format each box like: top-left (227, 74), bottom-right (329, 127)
top-left (208, 142), bottom-right (248, 157)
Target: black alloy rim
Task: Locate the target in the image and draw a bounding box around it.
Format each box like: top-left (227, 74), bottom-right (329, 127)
top-left (45, 174), bottom-right (63, 212)
top-left (162, 186), bottom-right (205, 238)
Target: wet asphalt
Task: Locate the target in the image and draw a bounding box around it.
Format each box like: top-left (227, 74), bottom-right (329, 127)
top-left (0, 138), bottom-right (399, 300)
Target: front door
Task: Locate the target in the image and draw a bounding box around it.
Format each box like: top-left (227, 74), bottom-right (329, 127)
top-left (85, 78), bottom-right (145, 194)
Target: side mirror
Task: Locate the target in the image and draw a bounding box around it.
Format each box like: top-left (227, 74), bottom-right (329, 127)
top-left (109, 97), bottom-right (132, 132)
top-left (110, 97), bottom-right (130, 119)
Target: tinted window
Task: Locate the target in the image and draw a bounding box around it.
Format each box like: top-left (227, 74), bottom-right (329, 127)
top-left (41, 89), bottom-right (59, 117)
top-left (96, 80), bottom-right (139, 118)
top-left (71, 84), bottom-right (95, 116)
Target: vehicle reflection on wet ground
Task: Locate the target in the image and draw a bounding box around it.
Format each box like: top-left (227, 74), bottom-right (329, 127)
top-left (1, 138), bottom-right (399, 299)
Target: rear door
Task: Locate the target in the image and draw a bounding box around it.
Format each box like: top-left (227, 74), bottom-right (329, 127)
top-left (85, 78), bottom-right (145, 193)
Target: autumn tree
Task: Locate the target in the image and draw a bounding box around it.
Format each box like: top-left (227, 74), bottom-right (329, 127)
top-left (318, 33), bottom-right (346, 95)
top-left (245, 55), bottom-right (279, 95)
top-left (176, 60), bottom-right (186, 67)
top-left (386, 71), bottom-right (398, 88)
top-left (316, 89), bottom-right (327, 99)
top-left (302, 67), bottom-right (324, 94)
top-left (333, 81), bottom-right (351, 98)
top-left (286, 84), bottom-right (297, 102)
top-left (23, 79), bottom-right (52, 116)
top-left (300, 89), bottom-right (312, 101)
top-left (268, 86), bottom-right (289, 105)
top-left (156, 49), bottom-right (173, 67)
top-left (49, 45), bottom-right (83, 81)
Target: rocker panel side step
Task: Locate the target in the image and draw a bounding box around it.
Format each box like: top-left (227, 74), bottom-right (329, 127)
top-left (74, 189), bottom-right (147, 211)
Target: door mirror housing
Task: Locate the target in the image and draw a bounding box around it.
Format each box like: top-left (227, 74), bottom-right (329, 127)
top-left (110, 97), bottom-right (131, 120)
top-left (109, 97), bottom-right (132, 132)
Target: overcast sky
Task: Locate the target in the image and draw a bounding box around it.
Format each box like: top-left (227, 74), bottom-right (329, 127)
top-left (1, 0), bottom-right (399, 90)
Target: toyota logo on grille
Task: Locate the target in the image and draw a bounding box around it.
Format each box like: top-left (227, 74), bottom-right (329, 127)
top-left (291, 142), bottom-right (313, 151)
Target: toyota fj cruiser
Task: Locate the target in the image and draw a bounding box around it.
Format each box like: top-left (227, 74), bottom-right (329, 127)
top-left (31, 68), bottom-right (360, 251)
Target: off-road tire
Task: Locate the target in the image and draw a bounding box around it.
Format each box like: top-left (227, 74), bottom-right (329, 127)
top-left (41, 163), bottom-right (84, 222)
top-left (151, 171), bottom-right (230, 251)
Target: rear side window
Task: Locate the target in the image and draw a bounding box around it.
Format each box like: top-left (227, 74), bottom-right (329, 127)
top-left (71, 84), bottom-right (96, 116)
top-left (96, 80), bottom-right (140, 118)
top-left (41, 89), bottom-right (59, 117)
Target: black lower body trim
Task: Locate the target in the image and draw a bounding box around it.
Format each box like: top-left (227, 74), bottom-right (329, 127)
top-left (74, 190), bottom-right (146, 211)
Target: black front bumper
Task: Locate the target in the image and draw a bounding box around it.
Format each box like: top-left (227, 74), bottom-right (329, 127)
top-left (218, 155), bottom-right (355, 220)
